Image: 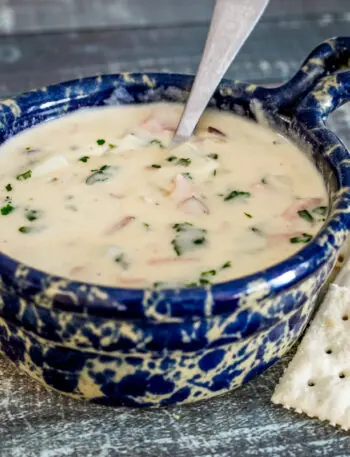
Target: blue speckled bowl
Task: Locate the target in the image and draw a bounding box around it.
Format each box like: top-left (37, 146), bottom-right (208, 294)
top-left (0, 37), bottom-right (350, 407)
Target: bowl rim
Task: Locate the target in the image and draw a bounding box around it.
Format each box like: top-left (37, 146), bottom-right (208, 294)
top-left (0, 71), bottom-right (349, 320)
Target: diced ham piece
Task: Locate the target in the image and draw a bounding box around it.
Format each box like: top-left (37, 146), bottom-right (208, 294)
top-left (119, 277), bottom-right (145, 286)
top-left (141, 111), bottom-right (178, 133)
top-left (168, 173), bottom-right (195, 202)
top-left (178, 196), bottom-right (210, 215)
top-left (105, 216), bottom-right (135, 235)
top-left (148, 257), bottom-right (199, 265)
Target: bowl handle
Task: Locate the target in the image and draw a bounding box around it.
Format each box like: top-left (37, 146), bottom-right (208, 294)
top-left (259, 36), bottom-right (350, 120)
top-left (293, 70), bottom-right (350, 128)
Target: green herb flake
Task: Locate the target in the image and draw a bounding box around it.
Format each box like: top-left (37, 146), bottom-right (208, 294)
top-left (177, 158), bottom-right (191, 167)
top-left (108, 143), bottom-right (117, 149)
top-left (200, 269), bottom-right (216, 277)
top-left (182, 172), bottom-right (193, 180)
top-left (222, 261), bottom-right (231, 269)
top-left (143, 222), bottom-right (151, 230)
top-left (244, 212), bottom-right (253, 219)
top-left (167, 156), bottom-right (177, 162)
top-left (96, 139), bottom-right (106, 146)
top-left (86, 165), bottom-right (111, 185)
top-left (18, 226), bottom-right (32, 234)
top-left (153, 281), bottom-right (168, 289)
top-left (298, 209), bottom-right (314, 223)
top-left (151, 164), bottom-right (162, 169)
top-left (149, 139), bottom-right (165, 148)
top-left (193, 237), bottom-right (206, 245)
top-left (224, 190), bottom-right (251, 201)
top-left (199, 278), bottom-right (211, 286)
top-left (290, 233), bottom-right (313, 244)
top-left (172, 222), bottom-right (194, 233)
top-left (5, 184), bottom-right (12, 192)
top-left (1, 203), bottom-right (14, 215)
top-left (16, 170), bottom-right (32, 181)
top-left (115, 253), bottom-right (129, 270)
top-left (25, 209), bottom-right (41, 222)
top-left (213, 170), bottom-right (217, 177)
top-left (171, 239), bottom-right (182, 256)
top-left (79, 156), bottom-right (90, 163)
top-left (261, 177), bottom-right (268, 184)
top-left (312, 206), bottom-right (328, 217)
top-left (171, 223), bottom-right (207, 256)
top-left (208, 153), bottom-right (219, 160)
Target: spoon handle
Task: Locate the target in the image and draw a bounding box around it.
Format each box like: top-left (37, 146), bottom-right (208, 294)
top-left (172, 0), bottom-right (269, 144)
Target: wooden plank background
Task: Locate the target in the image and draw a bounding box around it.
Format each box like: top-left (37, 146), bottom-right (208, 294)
top-left (0, 0), bottom-right (349, 34)
top-left (1, 1), bottom-right (350, 456)
top-left (0, 1), bottom-right (350, 96)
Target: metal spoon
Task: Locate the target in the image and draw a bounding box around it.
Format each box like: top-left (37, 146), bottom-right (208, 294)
top-left (172, 0), bottom-right (270, 145)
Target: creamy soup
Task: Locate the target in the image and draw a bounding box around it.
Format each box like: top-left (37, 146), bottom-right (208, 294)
top-left (0, 103), bottom-right (328, 288)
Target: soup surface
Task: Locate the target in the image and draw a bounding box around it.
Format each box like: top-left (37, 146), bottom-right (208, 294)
top-left (0, 103), bottom-right (328, 288)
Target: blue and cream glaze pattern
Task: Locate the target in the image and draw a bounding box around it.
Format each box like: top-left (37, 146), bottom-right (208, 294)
top-left (0, 37), bottom-right (349, 407)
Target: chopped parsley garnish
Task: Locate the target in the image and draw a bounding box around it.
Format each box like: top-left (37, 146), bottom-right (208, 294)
top-left (25, 209), bottom-right (41, 222)
top-left (261, 177), bottom-right (268, 184)
top-left (79, 156), bottom-right (90, 163)
top-left (290, 233), bottom-right (313, 244)
top-left (177, 158), bottom-right (191, 167)
top-left (182, 172), bottom-right (193, 180)
top-left (208, 153), bottom-right (219, 160)
top-left (199, 277), bottom-right (211, 286)
top-left (1, 203), bottom-right (14, 215)
top-left (167, 156), bottom-right (191, 166)
top-left (312, 206), bottom-right (328, 217)
top-left (200, 269), bottom-right (216, 278)
top-left (193, 237), bottom-right (206, 245)
top-left (171, 239), bottom-right (182, 256)
top-left (244, 212), bottom-right (253, 219)
top-left (114, 253), bottom-right (129, 270)
top-left (5, 184), bottom-right (12, 192)
top-left (151, 164), bottom-right (162, 169)
top-left (96, 139), bottom-right (106, 146)
top-left (86, 165), bottom-right (111, 185)
top-left (173, 222), bottom-right (194, 232)
top-left (143, 222), bottom-right (151, 230)
top-left (149, 139), bottom-right (165, 148)
top-left (153, 281), bottom-right (168, 289)
top-left (223, 190), bottom-right (251, 201)
top-left (251, 226), bottom-right (262, 234)
top-left (16, 170), bottom-right (32, 181)
top-left (18, 226), bottom-right (32, 234)
top-left (186, 261), bottom-right (232, 287)
top-left (298, 209), bottom-right (314, 223)
top-left (171, 223), bottom-right (207, 256)
top-left (213, 170), bottom-right (217, 177)
top-left (109, 143), bottom-right (117, 149)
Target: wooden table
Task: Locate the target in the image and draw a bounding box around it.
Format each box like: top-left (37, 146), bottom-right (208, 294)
top-left (1, 1), bottom-right (350, 455)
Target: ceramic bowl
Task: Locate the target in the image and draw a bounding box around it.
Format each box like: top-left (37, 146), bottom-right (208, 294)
top-left (0, 37), bottom-right (350, 407)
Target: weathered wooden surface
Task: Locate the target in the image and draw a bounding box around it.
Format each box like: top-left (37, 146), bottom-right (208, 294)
top-left (1, 1), bottom-right (350, 456)
top-left (0, 0), bottom-right (349, 34)
top-left (1, 342), bottom-right (350, 456)
top-left (1, 14), bottom-right (350, 97)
